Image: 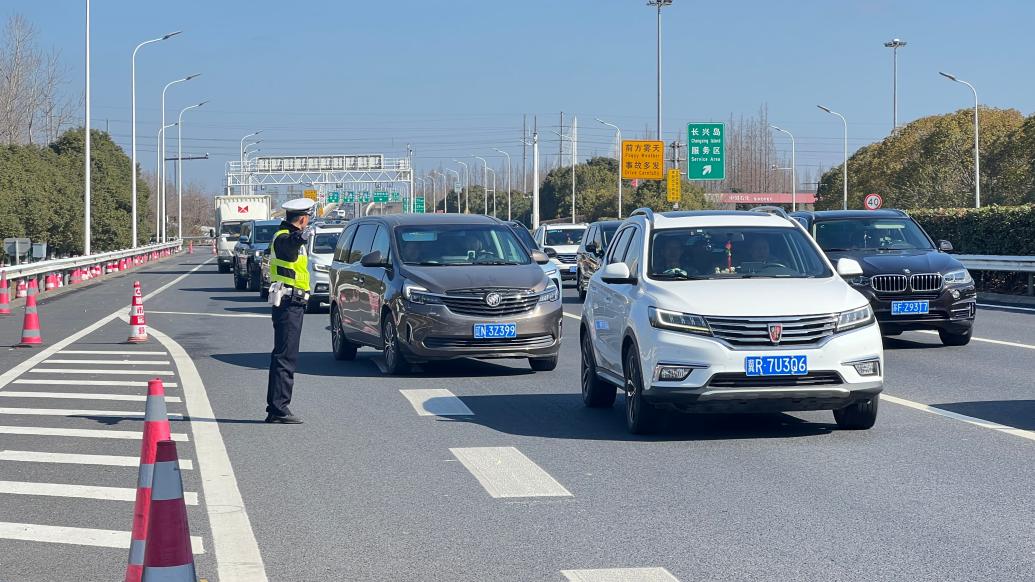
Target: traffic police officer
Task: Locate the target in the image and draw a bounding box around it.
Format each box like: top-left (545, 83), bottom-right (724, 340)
top-left (265, 197), bottom-right (316, 424)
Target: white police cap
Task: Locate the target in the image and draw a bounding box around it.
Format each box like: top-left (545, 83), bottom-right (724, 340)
top-left (282, 197), bottom-right (316, 215)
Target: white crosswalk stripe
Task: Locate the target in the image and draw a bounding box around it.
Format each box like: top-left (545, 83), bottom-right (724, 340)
top-left (0, 522), bottom-right (204, 554)
top-left (399, 389), bottom-right (473, 416)
top-left (450, 446), bottom-right (572, 498)
top-left (0, 407), bottom-right (184, 419)
top-left (28, 368), bottom-right (176, 375)
top-left (0, 450), bottom-right (193, 470)
top-left (42, 359), bottom-right (172, 365)
top-left (58, 350), bottom-right (168, 355)
top-left (561, 568), bottom-right (680, 582)
top-left (0, 391), bottom-right (182, 403)
top-left (0, 480), bottom-right (199, 505)
top-left (0, 425), bottom-right (189, 441)
top-left (12, 379), bottom-right (179, 387)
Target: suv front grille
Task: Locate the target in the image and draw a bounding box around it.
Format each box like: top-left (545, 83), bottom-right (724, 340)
top-left (910, 273), bottom-right (942, 292)
top-left (704, 314), bottom-right (838, 348)
top-left (440, 288), bottom-right (539, 317)
top-left (707, 371), bottom-right (844, 388)
top-left (423, 335), bottom-right (554, 350)
top-left (871, 274), bottom-right (907, 293)
top-left (555, 254), bottom-right (577, 264)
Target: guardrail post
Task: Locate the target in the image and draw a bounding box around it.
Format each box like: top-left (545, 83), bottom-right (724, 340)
top-left (1028, 273), bottom-right (1033, 297)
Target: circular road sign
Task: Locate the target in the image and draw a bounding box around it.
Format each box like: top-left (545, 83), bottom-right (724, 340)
top-left (864, 193), bottom-right (883, 210)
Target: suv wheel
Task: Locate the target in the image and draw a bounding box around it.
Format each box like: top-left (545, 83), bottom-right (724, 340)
top-left (529, 354), bottom-right (558, 371)
top-left (576, 271), bottom-right (587, 302)
top-left (218, 263), bottom-right (231, 274)
top-left (938, 328), bottom-right (972, 346)
top-left (833, 395), bottom-right (879, 430)
top-left (233, 271), bottom-right (247, 290)
top-left (381, 314), bottom-right (410, 374)
top-left (259, 286), bottom-right (269, 301)
top-left (581, 331), bottom-right (615, 407)
top-left (330, 305), bottom-right (357, 361)
top-left (623, 346), bottom-right (659, 434)
top-left (247, 266), bottom-right (261, 292)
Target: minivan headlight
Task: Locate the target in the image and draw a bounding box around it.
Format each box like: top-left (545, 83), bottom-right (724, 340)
top-left (648, 307), bottom-right (711, 335)
top-left (836, 305), bottom-right (874, 332)
top-left (538, 285), bottom-right (559, 303)
top-left (944, 269), bottom-right (973, 285)
top-left (403, 283), bottom-right (442, 305)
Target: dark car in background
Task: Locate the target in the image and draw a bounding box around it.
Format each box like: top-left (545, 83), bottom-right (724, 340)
top-left (328, 214), bottom-right (562, 374)
top-left (792, 209), bottom-right (976, 345)
top-left (575, 220), bottom-right (621, 301)
top-left (232, 219), bottom-right (281, 292)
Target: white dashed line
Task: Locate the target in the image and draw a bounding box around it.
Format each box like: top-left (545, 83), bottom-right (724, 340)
top-left (399, 389), bottom-right (473, 416)
top-left (0, 522), bottom-right (204, 554)
top-left (0, 425), bottom-right (188, 441)
top-left (915, 330), bottom-right (1035, 351)
top-left (450, 446), bottom-right (572, 498)
top-left (978, 303), bottom-right (1035, 313)
top-left (0, 391), bottom-right (182, 403)
top-left (561, 568), bottom-right (680, 582)
top-left (0, 450), bottom-right (192, 470)
top-left (882, 394), bottom-right (1035, 442)
top-left (0, 480), bottom-right (198, 505)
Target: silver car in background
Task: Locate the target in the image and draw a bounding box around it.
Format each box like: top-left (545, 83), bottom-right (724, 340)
top-left (306, 224), bottom-right (345, 311)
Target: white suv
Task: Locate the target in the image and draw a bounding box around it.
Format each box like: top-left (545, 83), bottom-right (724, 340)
top-left (533, 223), bottom-right (587, 283)
top-left (580, 208), bottom-right (883, 434)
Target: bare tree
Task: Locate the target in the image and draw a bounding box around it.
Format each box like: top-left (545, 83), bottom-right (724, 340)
top-left (0, 14), bottom-right (74, 146)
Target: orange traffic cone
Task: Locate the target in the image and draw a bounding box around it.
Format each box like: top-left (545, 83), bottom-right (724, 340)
top-left (44, 274), bottom-right (56, 291)
top-left (0, 270), bottom-right (10, 315)
top-left (141, 440), bottom-right (196, 582)
top-left (124, 379), bottom-right (171, 582)
top-left (16, 279), bottom-right (27, 298)
top-left (17, 279), bottom-right (42, 347)
top-left (127, 282), bottom-right (148, 343)
top-left (188, 242), bottom-right (193, 254)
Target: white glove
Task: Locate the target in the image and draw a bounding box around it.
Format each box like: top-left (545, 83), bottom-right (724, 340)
top-left (300, 225), bottom-right (316, 240)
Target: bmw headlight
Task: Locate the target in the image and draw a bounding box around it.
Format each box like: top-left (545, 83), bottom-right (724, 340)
top-left (944, 269), bottom-right (973, 285)
top-left (836, 305), bottom-right (874, 332)
top-left (847, 275), bottom-right (871, 286)
top-left (403, 283), bottom-right (442, 305)
top-left (648, 307), bottom-right (711, 335)
top-left (314, 263), bottom-right (329, 273)
top-left (538, 285), bottom-right (559, 303)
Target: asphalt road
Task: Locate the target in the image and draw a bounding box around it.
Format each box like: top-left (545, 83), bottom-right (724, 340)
top-left (1, 252), bottom-right (1034, 581)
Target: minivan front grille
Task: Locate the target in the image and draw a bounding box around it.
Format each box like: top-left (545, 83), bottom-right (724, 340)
top-left (871, 274), bottom-right (908, 293)
top-left (555, 254), bottom-right (577, 264)
top-left (440, 288), bottom-right (539, 317)
top-left (704, 314), bottom-right (838, 348)
top-left (910, 273), bottom-right (942, 292)
top-left (423, 335), bottom-right (555, 350)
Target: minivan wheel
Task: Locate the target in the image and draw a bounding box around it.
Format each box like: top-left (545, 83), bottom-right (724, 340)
top-left (833, 395), bottom-right (879, 430)
top-left (576, 271), bottom-right (587, 302)
top-left (581, 332), bottom-right (615, 407)
top-left (529, 354), bottom-right (559, 371)
top-left (330, 306), bottom-right (357, 361)
top-left (624, 347), bottom-right (658, 434)
top-left (382, 315), bottom-right (410, 374)
top-left (938, 328), bottom-right (972, 346)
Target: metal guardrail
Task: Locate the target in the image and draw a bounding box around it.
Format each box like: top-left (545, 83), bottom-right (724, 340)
top-left (956, 254), bottom-right (1035, 296)
top-left (1, 241), bottom-right (182, 282)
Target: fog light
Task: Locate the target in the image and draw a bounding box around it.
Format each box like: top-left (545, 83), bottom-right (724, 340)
top-left (951, 289), bottom-right (961, 300)
top-left (851, 360), bottom-right (880, 377)
top-left (656, 366), bottom-right (695, 381)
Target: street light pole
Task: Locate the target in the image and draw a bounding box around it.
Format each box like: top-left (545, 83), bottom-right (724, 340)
top-left (160, 74), bottom-right (199, 242)
top-left (486, 167), bottom-right (497, 217)
top-left (940, 72), bottom-right (981, 208)
top-left (493, 148), bottom-right (512, 220)
top-left (647, 0), bottom-right (672, 140)
top-left (454, 160), bottom-right (470, 213)
top-left (596, 118), bottom-right (622, 218)
top-left (239, 130), bottom-right (261, 196)
top-left (532, 119), bottom-right (540, 230)
top-left (818, 105), bottom-right (848, 210)
top-left (445, 169), bottom-right (460, 213)
top-left (177, 101), bottom-right (207, 240)
top-left (770, 125), bottom-right (796, 211)
top-left (155, 123), bottom-right (176, 241)
top-left (473, 155), bottom-right (488, 215)
top-left (884, 39), bottom-right (907, 133)
top-left (131, 31), bottom-right (181, 248)
top-left (84, 0), bottom-right (91, 255)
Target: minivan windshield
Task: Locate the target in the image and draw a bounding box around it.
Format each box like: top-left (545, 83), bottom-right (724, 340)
top-left (545, 228), bottom-right (585, 246)
top-left (507, 224), bottom-right (538, 252)
top-left (648, 227), bottom-right (831, 280)
top-left (396, 225), bottom-right (532, 266)
top-left (813, 218), bottom-right (934, 252)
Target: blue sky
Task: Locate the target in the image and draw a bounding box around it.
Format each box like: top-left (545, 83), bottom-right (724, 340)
top-left (6, 0), bottom-right (1034, 190)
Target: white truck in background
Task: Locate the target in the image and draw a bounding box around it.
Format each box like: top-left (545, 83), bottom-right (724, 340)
top-left (214, 194), bottom-right (271, 273)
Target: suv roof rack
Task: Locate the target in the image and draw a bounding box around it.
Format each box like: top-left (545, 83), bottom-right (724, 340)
top-left (748, 205), bottom-right (790, 219)
top-left (629, 207), bottom-right (655, 224)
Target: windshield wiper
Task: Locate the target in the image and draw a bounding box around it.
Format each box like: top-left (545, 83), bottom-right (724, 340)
top-left (650, 273), bottom-right (708, 280)
top-left (406, 261), bottom-right (444, 266)
top-left (473, 260), bottom-right (523, 265)
top-left (821, 248), bottom-right (854, 252)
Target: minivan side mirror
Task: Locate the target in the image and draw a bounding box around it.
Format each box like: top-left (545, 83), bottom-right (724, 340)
top-left (600, 262), bottom-right (635, 284)
top-left (360, 250), bottom-right (389, 268)
top-left (584, 241), bottom-right (598, 254)
top-left (938, 240), bottom-right (954, 252)
top-left (542, 246), bottom-right (558, 258)
top-left (836, 257), bottom-right (864, 277)
top-left (531, 250), bottom-right (550, 265)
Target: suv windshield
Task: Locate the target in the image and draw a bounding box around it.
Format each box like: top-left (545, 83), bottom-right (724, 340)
top-left (813, 218), bottom-right (934, 252)
top-left (253, 225), bottom-right (280, 244)
top-left (396, 225), bottom-right (531, 266)
top-left (648, 226), bottom-right (831, 280)
top-left (545, 228), bottom-right (585, 246)
top-left (312, 232), bottom-right (341, 255)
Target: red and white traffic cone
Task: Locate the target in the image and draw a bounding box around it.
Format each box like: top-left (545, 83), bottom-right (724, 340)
top-left (44, 274), bottom-right (56, 291)
top-left (188, 242), bottom-right (193, 255)
top-left (124, 378), bottom-right (171, 582)
top-left (141, 440), bottom-right (196, 582)
top-left (0, 270), bottom-right (10, 315)
top-left (127, 282), bottom-right (148, 343)
top-left (17, 280), bottom-right (42, 347)
top-left (16, 279), bottom-right (27, 298)
top-left (211, 243), bottom-right (216, 256)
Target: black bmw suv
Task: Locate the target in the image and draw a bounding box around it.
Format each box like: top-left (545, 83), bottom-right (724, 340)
top-left (792, 209), bottom-right (976, 345)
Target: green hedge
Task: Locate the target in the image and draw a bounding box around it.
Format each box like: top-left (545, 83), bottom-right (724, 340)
top-left (909, 205), bottom-right (1035, 255)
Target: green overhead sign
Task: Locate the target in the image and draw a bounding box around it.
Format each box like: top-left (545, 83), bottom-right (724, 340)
top-left (687, 122), bottom-right (725, 181)
top-left (414, 196), bottom-right (425, 213)
top-left (373, 191), bottom-right (389, 203)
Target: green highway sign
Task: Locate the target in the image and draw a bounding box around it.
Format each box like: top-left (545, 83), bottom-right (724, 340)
top-left (687, 122), bottom-right (725, 181)
top-left (343, 192), bottom-right (355, 203)
top-left (360, 192), bottom-right (372, 203)
top-left (327, 191), bottom-right (340, 203)
top-left (414, 196), bottom-right (425, 213)
top-left (373, 191), bottom-right (389, 203)
top-left (389, 191), bottom-right (401, 202)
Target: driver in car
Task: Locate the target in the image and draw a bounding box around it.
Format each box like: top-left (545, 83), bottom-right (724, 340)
top-left (656, 236), bottom-right (691, 277)
top-left (748, 237), bottom-right (771, 263)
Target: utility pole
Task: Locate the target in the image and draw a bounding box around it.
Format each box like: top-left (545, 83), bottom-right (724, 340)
top-left (668, 138), bottom-right (684, 210)
top-left (532, 116), bottom-right (540, 230)
top-left (558, 111), bottom-right (564, 170)
top-left (884, 38), bottom-right (907, 134)
top-left (522, 114), bottom-right (527, 195)
top-left (648, 0), bottom-right (673, 140)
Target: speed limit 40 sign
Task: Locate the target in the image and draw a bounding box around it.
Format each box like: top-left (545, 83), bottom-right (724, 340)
top-left (864, 193), bottom-right (883, 210)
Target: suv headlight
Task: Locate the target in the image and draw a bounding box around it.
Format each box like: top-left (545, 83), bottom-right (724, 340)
top-left (847, 275), bottom-right (871, 286)
top-left (538, 285), bottom-right (559, 303)
top-left (314, 263), bottom-right (329, 273)
top-left (254, 250), bottom-right (263, 257)
top-left (944, 269), bottom-right (972, 285)
top-left (836, 305), bottom-right (874, 332)
top-left (403, 283), bottom-right (442, 305)
top-left (648, 307), bottom-right (711, 335)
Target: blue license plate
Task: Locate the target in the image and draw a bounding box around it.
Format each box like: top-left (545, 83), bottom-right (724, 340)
top-left (891, 300), bottom-right (929, 315)
top-left (569, 266), bottom-right (577, 273)
top-left (744, 355), bottom-right (808, 377)
top-left (473, 323), bottom-right (517, 339)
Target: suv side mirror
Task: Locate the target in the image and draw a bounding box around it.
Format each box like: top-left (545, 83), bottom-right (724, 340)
top-left (542, 246), bottom-right (558, 258)
top-left (938, 240), bottom-right (954, 252)
top-left (584, 242), bottom-right (598, 254)
top-left (531, 250), bottom-right (550, 265)
top-left (360, 250), bottom-right (389, 268)
top-left (836, 258), bottom-right (864, 277)
top-left (600, 262), bottom-right (635, 284)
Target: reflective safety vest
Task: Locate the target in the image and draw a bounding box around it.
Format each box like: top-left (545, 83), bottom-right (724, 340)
top-left (268, 229), bottom-right (310, 291)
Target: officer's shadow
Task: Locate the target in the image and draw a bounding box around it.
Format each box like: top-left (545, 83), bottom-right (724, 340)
top-left (211, 351), bottom-right (535, 379)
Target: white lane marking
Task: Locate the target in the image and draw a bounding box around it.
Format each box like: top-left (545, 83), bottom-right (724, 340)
top-left (449, 446), bottom-right (572, 498)
top-left (978, 303), bottom-right (1035, 313)
top-left (28, 368), bottom-right (175, 375)
top-left (915, 330), bottom-right (1035, 351)
top-left (563, 312), bottom-right (581, 322)
top-left (59, 350), bottom-right (168, 355)
top-left (0, 522), bottom-right (204, 554)
top-left (0, 258), bottom-right (212, 392)
top-left (399, 389), bottom-right (473, 416)
top-left (0, 425), bottom-right (188, 441)
top-left (149, 310), bottom-right (268, 319)
top-left (0, 450), bottom-right (193, 470)
top-left (0, 480), bottom-right (198, 505)
top-left (43, 359), bottom-right (171, 365)
top-left (882, 394), bottom-right (1035, 442)
top-left (13, 379), bottom-right (179, 388)
top-left (561, 568), bottom-right (680, 582)
top-left (0, 391), bottom-right (182, 403)
top-left (148, 325), bottom-right (267, 580)
top-left (0, 407), bottom-right (184, 419)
